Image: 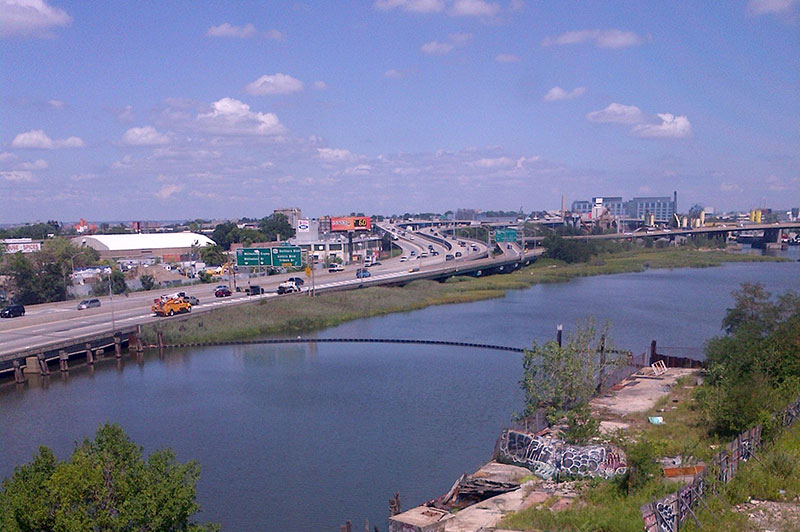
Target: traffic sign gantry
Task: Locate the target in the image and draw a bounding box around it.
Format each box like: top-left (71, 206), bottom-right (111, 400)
top-left (236, 246), bottom-right (303, 267)
top-left (494, 228), bottom-right (518, 242)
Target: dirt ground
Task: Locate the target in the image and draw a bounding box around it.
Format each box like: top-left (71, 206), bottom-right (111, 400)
top-left (732, 498), bottom-right (800, 531)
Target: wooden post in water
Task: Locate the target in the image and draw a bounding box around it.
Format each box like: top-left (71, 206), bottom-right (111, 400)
top-left (59, 350), bottom-right (68, 372)
top-left (37, 353), bottom-right (50, 376)
top-left (556, 324), bottom-right (563, 347)
top-left (650, 340), bottom-right (657, 366)
top-left (85, 343), bottom-right (94, 364)
top-left (157, 329), bottom-right (164, 349)
top-left (114, 336), bottom-right (122, 358)
top-left (13, 360), bottom-right (25, 384)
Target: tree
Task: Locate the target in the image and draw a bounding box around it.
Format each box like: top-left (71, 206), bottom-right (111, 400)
top-left (518, 320), bottom-right (626, 443)
top-left (140, 274), bottom-right (156, 291)
top-left (699, 284), bottom-right (800, 437)
top-left (258, 213), bottom-right (294, 241)
top-left (199, 245), bottom-right (226, 267)
top-left (92, 270), bottom-right (128, 296)
top-left (0, 423), bottom-right (218, 532)
top-left (542, 234), bottom-right (594, 263)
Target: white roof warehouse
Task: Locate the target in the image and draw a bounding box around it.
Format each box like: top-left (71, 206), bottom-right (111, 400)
top-left (74, 233), bottom-right (216, 261)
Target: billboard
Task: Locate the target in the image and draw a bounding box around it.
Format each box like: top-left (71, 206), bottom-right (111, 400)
top-left (297, 219), bottom-right (310, 232)
top-left (330, 216), bottom-right (371, 232)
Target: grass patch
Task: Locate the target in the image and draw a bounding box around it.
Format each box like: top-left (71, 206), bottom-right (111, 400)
top-left (499, 479), bottom-right (677, 532)
top-left (141, 248), bottom-right (784, 345)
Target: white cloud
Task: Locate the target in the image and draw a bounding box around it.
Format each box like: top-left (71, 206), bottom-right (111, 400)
top-left (121, 126), bottom-right (171, 146)
top-left (748, 0), bottom-right (799, 14)
top-left (16, 158), bottom-right (48, 170)
top-left (421, 40), bottom-right (454, 54)
top-left (155, 183), bottom-right (183, 199)
top-left (374, 0), bottom-right (445, 13)
top-left (720, 183), bottom-right (742, 192)
top-left (47, 99), bottom-right (65, 108)
top-left (543, 29), bottom-right (644, 49)
top-left (384, 69), bottom-right (405, 78)
top-left (206, 22), bottom-right (256, 38)
top-left (543, 86), bottom-right (586, 101)
top-left (472, 156), bottom-right (516, 168)
top-left (1, 170), bottom-right (35, 182)
top-left (421, 32), bottom-right (471, 55)
top-left (313, 80), bottom-right (327, 90)
top-left (0, 0), bottom-right (72, 38)
top-left (495, 53), bottom-right (519, 63)
top-left (632, 113), bottom-right (692, 139)
top-left (11, 129), bottom-right (85, 149)
top-left (448, 0), bottom-right (500, 17)
top-left (264, 28), bottom-right (284, 40)
top-left (195, 97), bottom-right (286, 136)
top-left (0, 152), bottom-right (17, 163)
top-left (318, 148), bottom-right (357, 162)
top-left (586, 103), bottom-right (643, 124)
top-left (116, 105), bottom-right (135, 122)
top-left (244, 73), bottom-right (304, 95)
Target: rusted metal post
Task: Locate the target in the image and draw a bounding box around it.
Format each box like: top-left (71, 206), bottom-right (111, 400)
top-left (13, 359), bottom-right (25, 384)
top-left (37, 353), bottom-right (50, 376)
top-left (114, 336), bottom-right (122, 358)
top-left (650, 340), bottom-right (657, 366)
top-left (86, 343), bottom-right (94, 364)
top-left (59, 350), bottom-right (69, 372)
top-left (556, 324), bottom-right (563, 347)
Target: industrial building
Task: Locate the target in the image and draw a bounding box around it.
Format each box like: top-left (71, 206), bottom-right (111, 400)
top-left (572, 192), bottom-right (678, 223)
top-left (73, 232), bottom-right (216, 261)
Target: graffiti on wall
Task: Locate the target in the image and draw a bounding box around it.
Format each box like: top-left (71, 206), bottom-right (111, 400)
top-left (494, 430), bottom-right (627, 480)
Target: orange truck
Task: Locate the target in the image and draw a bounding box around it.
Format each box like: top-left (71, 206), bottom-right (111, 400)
top-left (151, 296), bottom-right (191, 317)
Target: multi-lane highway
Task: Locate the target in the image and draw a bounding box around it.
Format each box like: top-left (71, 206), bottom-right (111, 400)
top-left (0, 225), bottom-right (522, 360)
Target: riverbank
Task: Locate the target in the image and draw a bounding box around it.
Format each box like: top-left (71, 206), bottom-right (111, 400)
top-left (141, 249), bottom-right (786, 345)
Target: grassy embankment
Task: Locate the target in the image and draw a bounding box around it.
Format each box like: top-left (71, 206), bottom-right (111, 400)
top-left (141, 248), bottom-right (785, 345)
top-left (498, 376), bottom-right (800, 532)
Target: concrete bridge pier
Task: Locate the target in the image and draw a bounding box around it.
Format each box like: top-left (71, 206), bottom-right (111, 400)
top-left (37, 354), bottom-right (50, 377)
top-left (12, 360), bottom-right (25, 384)
top-left (85, 343), bottom-right (94, 365)
top-left (59, 350), bottom-right (68, 372)
top-left (114, 337), bottom-right (122, 358)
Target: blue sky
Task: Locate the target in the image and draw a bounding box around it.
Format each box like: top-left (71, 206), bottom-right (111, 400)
top-left (1, 0), bottom-right (798, 223)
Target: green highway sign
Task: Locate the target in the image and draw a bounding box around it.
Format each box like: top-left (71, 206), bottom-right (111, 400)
top-left (271, 246), bottom-right (302, 267)
top-left (494, 228), bottom-right (518, 243)
top-left (236, 246), bottom-right (302, 267)
top-left (236, 248), bottom-right (272, 267)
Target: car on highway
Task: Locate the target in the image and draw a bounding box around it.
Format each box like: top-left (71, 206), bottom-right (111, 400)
top-left (455, 251), bottom-right (462, 258)
top-left (1, 303), bottom-right (25, 318)
top-left (77, 298), bottom-right (101, 310)
top-left (328, 264), bottom-right (345, 273)
top-left (431, 251), bottom-right (439, 256)
top-left (399, 256), bottom-right (408, 262)
top-left (445, 254), bottom-right (454, 261)
top-left (244, 286), bottom-right (263, 295)
top-left (356, 268), bottom-right (371, 279)
top-left (277, 281), bottom-right (300, 294)
top-left (410, 250), bottom-right (416, 256)
top-left (507, 244), bottom-right (512, 250)
top-left (288, 277), bottom-right (305, 286)
top-left (183, 295), bottom-right (200, 305)
top-left (369, 261), bottom-right (381, 267)
top-left (214, 285), bottom-right (232, 297)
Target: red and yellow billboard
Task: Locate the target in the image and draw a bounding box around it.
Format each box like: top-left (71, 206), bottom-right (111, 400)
top-left (330, 216), bottom-right (371, 231)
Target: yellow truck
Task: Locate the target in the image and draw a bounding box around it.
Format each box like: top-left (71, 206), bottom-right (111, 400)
top-left (151, 296), bottom-right (191, 317)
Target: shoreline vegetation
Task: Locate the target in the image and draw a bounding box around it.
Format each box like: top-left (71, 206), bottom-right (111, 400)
top-left (141, 248), bottom-right (787, 346)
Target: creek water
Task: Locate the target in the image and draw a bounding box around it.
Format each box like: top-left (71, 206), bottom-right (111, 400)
top-left (1, 255), bottom-right (798, 531)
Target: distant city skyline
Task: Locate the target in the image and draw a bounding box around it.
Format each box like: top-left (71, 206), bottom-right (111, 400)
top-left (1, 0), bottom-right (798, 223)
